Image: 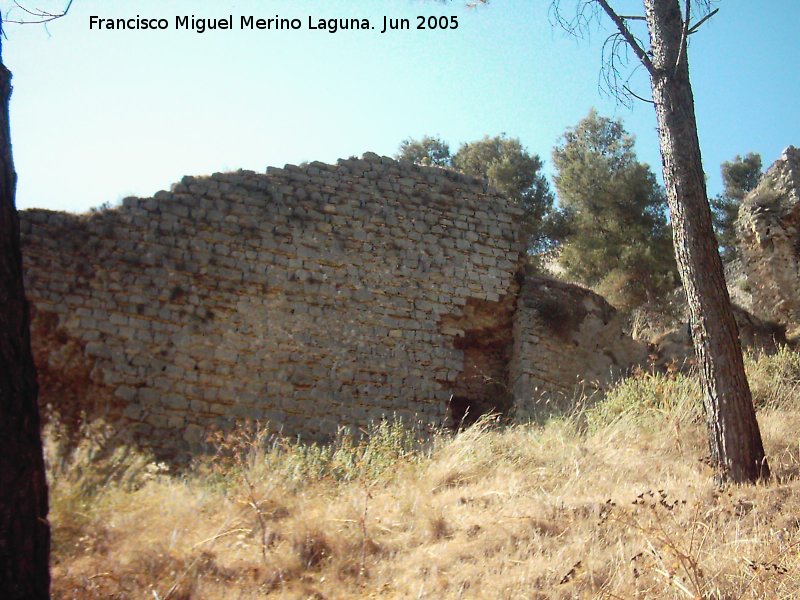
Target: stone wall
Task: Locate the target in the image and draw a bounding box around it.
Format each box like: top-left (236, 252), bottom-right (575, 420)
top-left (21, 153), bottom-right (650, 457)
top-left (737, 146), bottom-right (800, 327)
top-left (21, 154), bottom-right (525, 457)
top-left (510, 273), bottom-right (648, 419)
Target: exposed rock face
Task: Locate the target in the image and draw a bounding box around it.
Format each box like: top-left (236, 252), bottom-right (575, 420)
top-left (737, 146), bottom-right (800, 327)
top-left (650, 306), bottom-right (787, 371)
top-left (20, 154), bottom-right (650, 457)
top-left (440, 291), bottom-right (517, 426)
top-left (28, 306), bottom-right (117, 441)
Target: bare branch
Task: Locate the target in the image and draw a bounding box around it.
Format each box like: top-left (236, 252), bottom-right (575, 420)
top-left (674, 0), bottom-right (691, 76)
top-left (688, 7), bottom-right (719, 35)
top-left (597, 31), bottom-right (653, 108)
top-left (600, 31), bottom-right (635, 107)
top-left (595, 0), bottom-right (656, 77)
top-left (549, 0), bottom-right (601, 40)
top-left (550, 0), bottom-right (719, 103)
top-left (11, 2), bottom-right (46, 17)
top-left (551, 1), bottom-right (654, 107)
top-left (622, 85), bottom-right (654, 105)
top-left (4, 0), bottom-right (72, 25)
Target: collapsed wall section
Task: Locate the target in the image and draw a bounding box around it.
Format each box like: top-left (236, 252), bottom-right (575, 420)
top-left (440, 292), bottom-right (518, 427)
top-left (21, 153), bottom-right (524, 458)
top-left (510, 273), bottom-right (648, 419)
top-left (737, 146), bottom-right (800, 326)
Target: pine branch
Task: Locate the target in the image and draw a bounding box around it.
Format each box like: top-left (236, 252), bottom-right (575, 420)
top-left (5, 0), bottom-right (73, 25)
top-left (688, 7), bottom-right (719, 35)
top-left (595, 0), bottom-right (657, 77)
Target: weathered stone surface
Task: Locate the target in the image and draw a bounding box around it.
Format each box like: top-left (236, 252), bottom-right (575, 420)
top-left (21, 155), bottom-right (528, 457)
top-left (20, 154), bottom-right (670, 458)
top-left (737, 146), bottom-right (800, 327)
top-left (510, 273), bottom-right (648, 419)
top-left (650, 306), bottom-right (787, 371)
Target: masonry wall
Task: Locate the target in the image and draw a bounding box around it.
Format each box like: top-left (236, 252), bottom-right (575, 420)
top-left (21, 153), bottom-right (524, 458)
top-left (510, 274), bottom-right (648, 419)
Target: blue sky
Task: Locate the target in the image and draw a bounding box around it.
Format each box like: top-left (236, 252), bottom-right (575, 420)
top-left (4, 0), bottom-right (799, 213)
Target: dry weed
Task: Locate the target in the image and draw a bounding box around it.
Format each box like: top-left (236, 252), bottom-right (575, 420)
top-left (48, 350), bottom-right (800, 598)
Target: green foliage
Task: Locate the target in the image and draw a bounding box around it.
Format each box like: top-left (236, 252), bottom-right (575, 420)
top-left (721, 152), bottom-right (763, 201)
top-left (552, 110), bottom-right (676, 308)
top-left (396, 135), bottom-right (452, 167)
top-left (746, 345), bottom-right (800, 410)
top-left (710, 152), bottom-right (762, 261)
top-left (585, 370), bottom-right (702, 432)
top-left (584, 347), bottom-right (800, 433)
top-left (208, 418), bottom-right (432, 489)
top-left (45, 416), bottom-right (165, 554)
top-left (46, 418), bottom-right (162, 500)
top-left (276, 419), bottom-right (426, 484)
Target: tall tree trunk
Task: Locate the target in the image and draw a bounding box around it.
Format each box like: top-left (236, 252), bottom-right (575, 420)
top-left (0, 15), bottom-right (51, 598)
top-left (644, 0), bottom-right (768, 483)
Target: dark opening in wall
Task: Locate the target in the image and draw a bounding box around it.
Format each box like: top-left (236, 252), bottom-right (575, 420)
top-left (441, 292), bottom-right (517, 429)
top-left (448, 396), bottom-right (473, 428)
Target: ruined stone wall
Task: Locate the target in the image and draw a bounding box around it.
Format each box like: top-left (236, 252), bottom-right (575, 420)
top-left (21, 154), bottom-right (524, 457)
top-left (510, 274), bottom-right (648, 419)
top-left (737, 146), bottom-right (800, 326)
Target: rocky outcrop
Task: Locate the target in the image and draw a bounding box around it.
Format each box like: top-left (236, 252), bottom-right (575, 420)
top-left (650, 306), bottom-right (787, 371)
top-left (737, 146), bottom-right (800, 327)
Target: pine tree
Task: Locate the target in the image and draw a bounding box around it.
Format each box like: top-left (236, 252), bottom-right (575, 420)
top-left (396, 136), bottom-right (452, 167)
top-left (552, 110), bottom-right (676, 307)
top-left (452, 135), bottom-right (555, 253)
top-left (0, 11), bottom-right (52, 598)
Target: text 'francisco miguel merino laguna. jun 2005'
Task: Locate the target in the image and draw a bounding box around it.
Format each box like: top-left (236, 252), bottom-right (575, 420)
top-left (88, 14), bottom-right (461, 34)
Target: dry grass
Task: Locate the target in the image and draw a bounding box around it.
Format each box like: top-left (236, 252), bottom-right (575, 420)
top-left (48, 349), bottom-right (800, 599)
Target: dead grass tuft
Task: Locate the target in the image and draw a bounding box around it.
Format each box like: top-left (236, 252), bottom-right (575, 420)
top-left (47, 349), bottom-right (800, 598)
top-left (293, 528), bottom-right (333, 569)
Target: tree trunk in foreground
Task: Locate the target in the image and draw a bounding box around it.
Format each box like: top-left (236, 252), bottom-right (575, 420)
top-left (644, 0), bottom-right (768, 483)
top-left (0, 15), bottom-right (51, 598)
